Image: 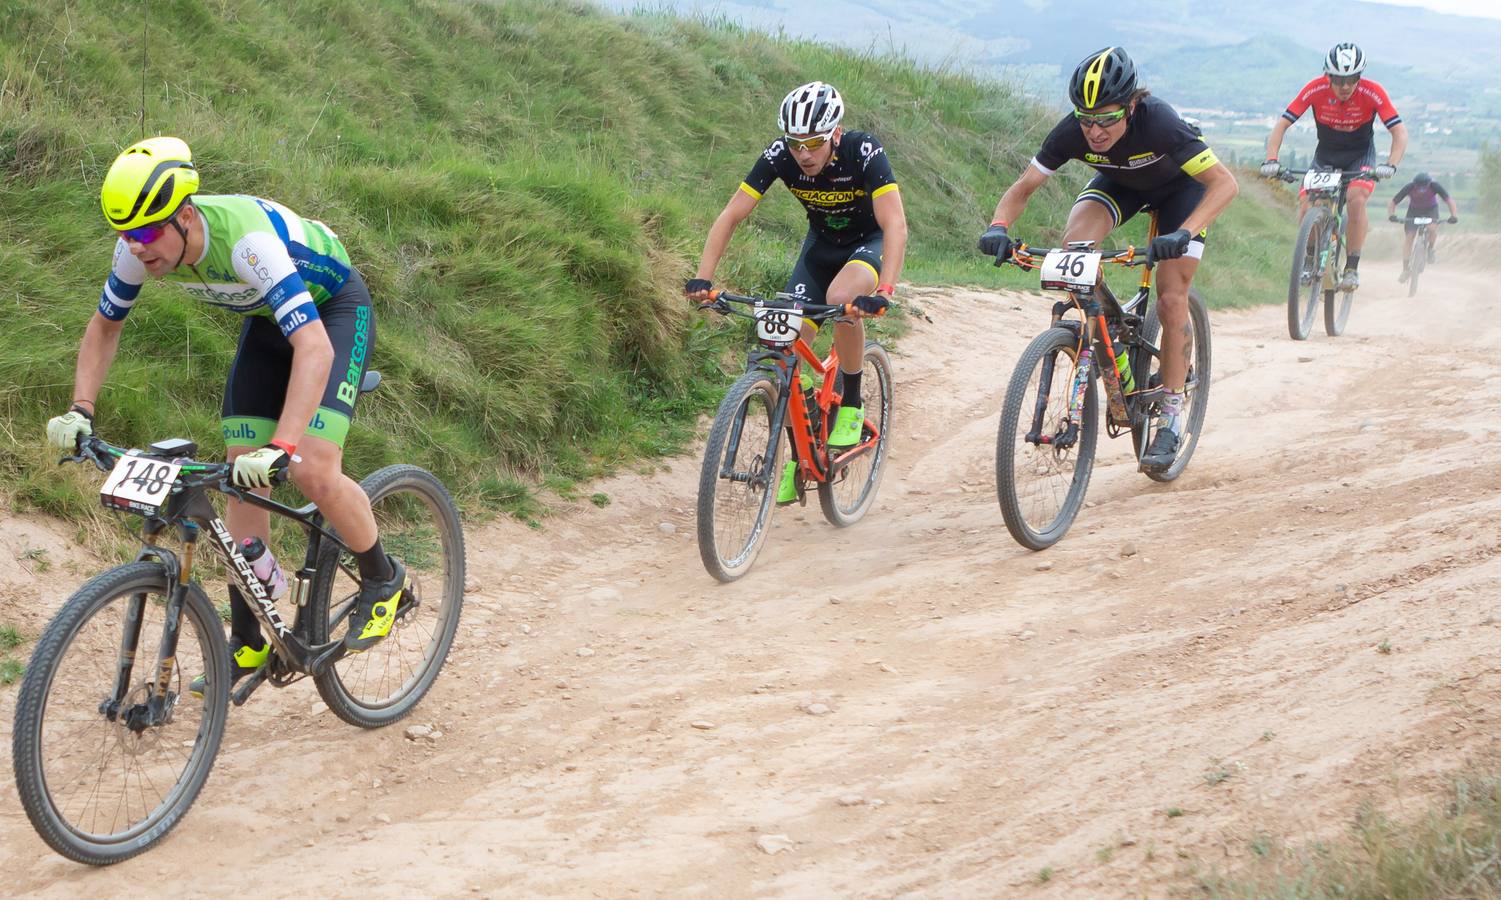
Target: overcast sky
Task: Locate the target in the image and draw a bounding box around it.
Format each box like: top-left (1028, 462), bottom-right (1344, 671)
top-left (1358, 0), bottom-right (1498, 15)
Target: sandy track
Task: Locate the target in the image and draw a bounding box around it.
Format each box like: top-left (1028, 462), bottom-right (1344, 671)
top-left (4, 258), bottom-right (1501, 897)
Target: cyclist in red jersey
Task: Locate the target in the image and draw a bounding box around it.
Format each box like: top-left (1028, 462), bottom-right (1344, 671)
top-left (1260, 42), bottom-right (1408, 291)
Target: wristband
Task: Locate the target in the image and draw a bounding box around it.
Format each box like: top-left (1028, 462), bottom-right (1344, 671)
top-left (68, 403), bottom-right (94, 421)
top-left (990, 220), bottom-right (1009, 228)
top-left (876, 283), bottom-right (895, 297)
top-left (269, 438), bottom-right (297, 456)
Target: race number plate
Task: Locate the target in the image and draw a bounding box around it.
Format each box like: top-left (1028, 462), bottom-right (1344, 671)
top-left (755, 306), bottom-right (799, 347)
top-left (1411, 217), bottom-right (1434, 225)
top-left (1303, 170), bottom-right (1341, 191)
top-left (1040, 250), bottom-right (1102, 292)
top-left (99, 453), bottom-right (182, 515)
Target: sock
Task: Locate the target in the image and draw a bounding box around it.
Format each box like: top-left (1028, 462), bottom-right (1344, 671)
top-left (840, 371), bottom-right (862, 410)
top-left (1160, 389), bottom-right (1186, 434)
top-left (1346, 253), bottom-right (1360, 272)
top-left (227, 583), bottom-right (265, 649)
top-left (354, 539), bottom-right (394, 584)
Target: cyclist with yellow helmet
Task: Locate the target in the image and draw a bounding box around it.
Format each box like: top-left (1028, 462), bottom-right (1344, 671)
top-left (978, 47), bottom-right (1238, 471)
top-left (47, 136), bottom-right (408, 689)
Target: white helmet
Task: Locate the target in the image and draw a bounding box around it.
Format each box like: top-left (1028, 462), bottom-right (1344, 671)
top-left (1324, 42), bottom-right (1366, 77)
top-left (779, 82), bottom-right (844, 136)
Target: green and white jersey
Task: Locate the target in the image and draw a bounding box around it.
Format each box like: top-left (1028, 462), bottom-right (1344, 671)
top-left (99, 194), bottom-right (352, 337)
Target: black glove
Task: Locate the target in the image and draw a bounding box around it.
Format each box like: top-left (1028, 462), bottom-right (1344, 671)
top-left (1147, 228), bottom-right (1193, 264)
top-left (1389, 214), bottom-right (1401, 223)
top-left (852, 294), bottom-right (890, 317)
top-left (1448, 216), bottom-right (1459, 224)
top-left (684, 278), bottom-right (713, 297)
top-left (977, 224), bottom-right (1013, 263)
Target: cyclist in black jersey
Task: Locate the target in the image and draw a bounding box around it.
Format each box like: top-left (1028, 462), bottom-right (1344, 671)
top-left (1387, 171), bottom-right (1458, 280)
top-left (977, 47), bottom-right (1237, 471)
top-left (686, 82), bottom-right (907, 503)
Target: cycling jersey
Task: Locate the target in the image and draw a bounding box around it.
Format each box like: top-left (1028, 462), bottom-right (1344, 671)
top-left (99, 194), bottom-right (352, 338)
top-left (1032, 95), bottom-right (1220, 193)
top-left (740, 131), bottom-right (898, 246)
top-left (1393, 180), bottom-right (1450, 213)
top-left (1282, 77), bottom-right (1401, 164)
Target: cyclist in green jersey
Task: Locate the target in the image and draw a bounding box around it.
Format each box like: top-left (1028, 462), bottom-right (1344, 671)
top-left (686, 82), bottom-right (905, 502)
top-left (46, 137), bottom-right (409, 689)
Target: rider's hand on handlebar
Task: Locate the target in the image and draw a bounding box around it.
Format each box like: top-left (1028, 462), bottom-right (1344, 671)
top-left (1389, 214), bottom-right (1401, 223)
top-left (46, 406), bottom-right (93, 451)
top-left (684, 278), bottom-right (713, 302)
top-left (1258, 159), bottom-right (1282, 179)
top-left (1449, 216), bottom-right (1459, 224)
top-left (1372, 163), bottom-right (1396, 180)
top-left (1147, 228), bottom-right (1193, 265)
top-left (977, 223), bottom-right (1014, 265)
top-left (851, 294), bottom-right (890, 317)
top-left (232, 444), bottom-right (292, 489)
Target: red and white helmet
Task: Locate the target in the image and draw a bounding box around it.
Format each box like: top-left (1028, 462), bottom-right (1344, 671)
top-left (778, 82), bottom-right (844, 136)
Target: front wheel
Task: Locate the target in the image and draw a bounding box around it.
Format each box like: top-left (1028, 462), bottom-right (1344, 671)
top-left (1140, 288), bottom-right (1213, 483)
top-left (1407, 246), bottom-right (1425, 298)
top-left (996, 325), bottom-right (1098, 550)
top-left (12, 563), bottom-right (230, 865)
top-left (819, 341), bottom-right (894, 527)
top-left (1289, 206), bottom-right (1333, 340)
top-left (312, 465), bottom-right (466, 728)
top-left (696, 370), bottom-right (782, 582)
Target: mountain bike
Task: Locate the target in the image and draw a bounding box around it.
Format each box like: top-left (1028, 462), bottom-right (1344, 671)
top-left (1391, 212), bottom-right (1448, 297)
top-left (12, 373), bottom-right (465, 865)
top-left (1278, 166), bottom-right (1387, 340)
top-left (694, 290), bottom-right (892, 582)
top-left (993, 227), bottom-right (1211, 550)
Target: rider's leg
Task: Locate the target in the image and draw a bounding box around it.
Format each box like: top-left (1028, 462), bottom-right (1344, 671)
top-left (1154, 256), bottom-right (1200, 396)
top-left (1401, 228), bottom-right (1416, 267)
top-left (824, 261), bottom-right (877, 447)
top-left (1426, 222), bottom-right (1439, 259)
top-left (1063, 197), bottom-right (1116, 246)
top-left (1345, 183), bottom-right (1372, 259)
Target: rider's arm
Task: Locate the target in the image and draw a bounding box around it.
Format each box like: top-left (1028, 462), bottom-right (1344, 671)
top-left (873, 188), bottom-right (907, 293)
top-left (989, 164), bottom-right (1050, 227)
top-left (69, 312), bottom-right (126, 414)
top-left (1389, 183), bottom-right (1410, 215)
top-left (1268, 80), bottom-right (1317, 161)
top-left (694, 188), bottom-right (759, 282)
top-left (277, 320), bottom-right (335, 449)
top-left (1385, 122), bottom-right (1409, 168)
top-left (1264, 117), bottom-right (1293, 162)
top-left (1180, 162), bottom-right (1239, 236)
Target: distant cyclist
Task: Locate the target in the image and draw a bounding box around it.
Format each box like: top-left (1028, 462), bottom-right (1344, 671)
top-left (686, 81), bottom-right (907, 503)
top-left (1261, 42), bottom-right (1408, 291)
top-left (978, 47), bottom-right (1238, 471)
top-left (47, 137), bottom-right (409, 693)
top-left (1387, 172), bottom-right (1458, 281)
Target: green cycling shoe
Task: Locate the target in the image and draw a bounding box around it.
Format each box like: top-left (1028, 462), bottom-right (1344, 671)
top-left (776, 460), bottom-right (798, 505)
top-left (828, 405), bottom-right (866, 448)
top-left (189, 636), bottom-right (270, 698)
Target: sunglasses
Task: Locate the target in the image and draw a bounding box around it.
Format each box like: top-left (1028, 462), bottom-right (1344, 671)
top-left (120, 221), bottom-right (171, 244)
top-left (1073, 108), bottom-right (1128, 129)
top-left (785, 132), bottom-right (833, 151)
top-left (1328, 75), bottom-right (1360, 88)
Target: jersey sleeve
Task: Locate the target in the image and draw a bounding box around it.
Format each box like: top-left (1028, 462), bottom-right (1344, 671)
top-left (1282, 77), bottom-right (1324, 124)
top-left (97, 238), bottom-right (146, 322)
top-left (1367, 81), bottom-right (1402, 129)
top-left (739, 141), bottom-right (785, 200)
top-left (855, 134), bottom-right (898, 199)
top-left (1155, 103), bottom-right (1219, 176)
top-left (231, 231), bottom-right (320, 337)
top-left (1434, 182), bottom-right (1451, 200)
top-left (1392, 184), bottom-right (1413, 204)
top-left (1032, 114), bottom-right (1081, 174)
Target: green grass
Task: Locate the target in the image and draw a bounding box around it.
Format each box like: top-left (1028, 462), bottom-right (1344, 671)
top-left (1202, 778), bottom-right (1501, 898)
top-left (0, 625), bottom-right (23, 650)
top-left (0, 0), bottom-right (1292, 517)
top-left (0, 658), bottom-right (22, 685)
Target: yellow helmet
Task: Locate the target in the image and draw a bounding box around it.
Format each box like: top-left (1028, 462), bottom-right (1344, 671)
top-left (100, 136), bottom-right (199, 231)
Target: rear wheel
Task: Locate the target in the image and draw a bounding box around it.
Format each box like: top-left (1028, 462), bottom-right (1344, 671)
top-left (696, 371), bottom-right (782, 582)
top-left (1288, 206), bottom-right (1332, 341)
top-left (819, 341), bottom-right (893, 527)
top-left (1140, 289), bottom-right (1212, 483)
top-left (312, 465), bottom-right (465, 728)
top-left (996, 325), bottom-right (1097, 550)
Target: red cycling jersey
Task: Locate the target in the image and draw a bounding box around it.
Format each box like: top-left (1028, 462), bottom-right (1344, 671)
top-left (1282, 76), bottom-right (1402, 164)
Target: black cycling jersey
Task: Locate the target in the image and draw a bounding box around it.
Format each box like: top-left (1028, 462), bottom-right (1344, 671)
top-left (741, 130), bottom-right (898, 246)
top-left (1033, 95), bottom-right (1219, 193)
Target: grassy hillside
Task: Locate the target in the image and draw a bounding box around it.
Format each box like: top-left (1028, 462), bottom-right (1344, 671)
top-left (0, 0), bottom-right (1290, 516)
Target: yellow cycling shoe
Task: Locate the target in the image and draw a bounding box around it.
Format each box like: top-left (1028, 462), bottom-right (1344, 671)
top-left (344, 556), bottom-right (409, 652)
top-left (776, 460), bottom-right (798, 505)
top-left (189, 636), bottom-right (269, 698)
top-left (828, 405), bottom-right (866, 448)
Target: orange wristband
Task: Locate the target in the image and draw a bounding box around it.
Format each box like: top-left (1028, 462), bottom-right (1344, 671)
top-left (269, 438), bottom-right (297, 456)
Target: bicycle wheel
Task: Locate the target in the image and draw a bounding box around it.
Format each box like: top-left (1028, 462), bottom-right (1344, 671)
top-left (12, 563), bottom-right (229, 865)
top-left (1288, 206), bottom-right (1332, 341)
top-left (819, 341), bottom-right (893, 527)
top-left (1140, 288), bottom-right (1213, 483)
top-left (1407, 246), bottom-right (1425, 298)
top-left (696, 370), bottom-right (781, 582)
top-left (996, 325), bottom-right (1098, 550)
top-left (312, 465), bottom-right (465, 728)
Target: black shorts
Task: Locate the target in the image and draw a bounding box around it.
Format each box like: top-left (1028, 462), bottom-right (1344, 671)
top-left (1312, 143), bottom-right (1376, 192)
top-left (221, 267), bottom-right (375, 450)
top-left (1075, 175), bottom-right (1208, 259)
top-left (784, 230), bottom-right (884, 304)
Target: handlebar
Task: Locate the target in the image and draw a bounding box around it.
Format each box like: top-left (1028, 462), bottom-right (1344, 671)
top-left (1002, 243), bottom-right (1149, 271)
top-left (1277, 167), bottom-right (1387, 184)
top-left (63, 435), bottom-right (283, 497)
top-left (696, 289), bottom-right (887, 320)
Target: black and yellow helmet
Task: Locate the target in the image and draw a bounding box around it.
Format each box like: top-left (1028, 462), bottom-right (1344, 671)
top-left (1068, 47), bottom-right (1138, 111)
top-left (100, 136), bottom-right (199, 231)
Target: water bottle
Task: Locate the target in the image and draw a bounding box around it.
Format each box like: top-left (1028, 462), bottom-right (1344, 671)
top-left (1114, 348), bottom-right (1136, 394)
top-left (241, 537), bottom-right (287, 600)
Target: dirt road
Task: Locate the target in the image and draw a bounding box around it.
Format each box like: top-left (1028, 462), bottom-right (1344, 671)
top-left (4, 258), bottom-right (1500, 897)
